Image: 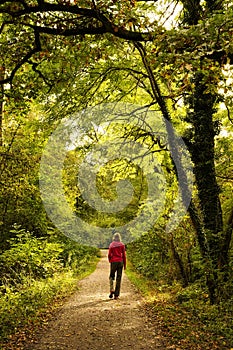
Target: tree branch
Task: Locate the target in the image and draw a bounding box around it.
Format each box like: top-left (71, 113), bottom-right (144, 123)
top-left (1, 1), bottom-right (154, 41)
top-left (26, 23), bottom-right (107, 36)
top-left (0, 30), bottom-right (42, 85)
top-left (28, 59), bottom-right (53, 92)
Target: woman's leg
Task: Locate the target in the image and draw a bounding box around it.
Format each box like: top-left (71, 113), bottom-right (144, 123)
top-left (109, 262), bottom-right (117, 296)
top-left (115, 262), bottom-right (123, 297)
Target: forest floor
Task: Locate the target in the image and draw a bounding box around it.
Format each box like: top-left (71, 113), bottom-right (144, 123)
top-left (2, 250), bottom-right (231, 350)
top-left (14, 249), bottom-right (167, 350)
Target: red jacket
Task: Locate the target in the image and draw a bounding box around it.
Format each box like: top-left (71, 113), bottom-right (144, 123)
top-left (108, 241), bottom-right (126, 269)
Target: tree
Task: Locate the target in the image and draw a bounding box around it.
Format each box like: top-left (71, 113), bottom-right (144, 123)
top-left (0, 101), bottom-right (50, 249)
top-left (1, 0), bottom-right (233, 302)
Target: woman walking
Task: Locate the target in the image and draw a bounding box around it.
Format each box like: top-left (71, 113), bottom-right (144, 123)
top-left (108, 232), bottom-right (126, 300)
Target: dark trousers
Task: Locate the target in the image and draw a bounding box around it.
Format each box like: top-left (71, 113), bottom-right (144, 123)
top-left (109, 261), bottom-right (123, 297)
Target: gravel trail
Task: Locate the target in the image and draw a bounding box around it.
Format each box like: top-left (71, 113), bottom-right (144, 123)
top-left (24, 250), bottom-right (165, 350)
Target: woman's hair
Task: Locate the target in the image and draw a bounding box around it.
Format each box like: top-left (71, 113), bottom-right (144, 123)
top-left (113, 232), bottom-right (121, 242)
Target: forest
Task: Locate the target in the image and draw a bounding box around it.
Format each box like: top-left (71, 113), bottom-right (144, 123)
top-left (0, 0), bottom-right (233, 348)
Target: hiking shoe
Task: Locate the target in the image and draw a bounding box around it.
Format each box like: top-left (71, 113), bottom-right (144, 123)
top-left (109, 291), bottom-right (115, 299)
top-left (114, 296), bottom-right (119, 300)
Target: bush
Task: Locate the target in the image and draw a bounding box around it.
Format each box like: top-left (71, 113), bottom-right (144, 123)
top-left (0, 226), bottom-right (100, 342)
top-left (0, 271), bottom-right (76, 340)
top-left (0, 228), bottom-right (64, 285)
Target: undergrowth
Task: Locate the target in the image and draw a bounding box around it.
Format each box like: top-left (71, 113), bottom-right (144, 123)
top-left (126, 260), bottom-right (233, 350)
top-left (0, 227), bottom-right (100, 344)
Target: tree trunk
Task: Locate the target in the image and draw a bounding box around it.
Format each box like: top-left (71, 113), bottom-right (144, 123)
top-left (187, 72), bottom-right (223, 303)
top-left (0, 66), bottom-right (4, 147)
top-left (190, 72), bottom-right (223, 251)
top-left (181, 0), bottom-right (227, 303)
top-left (170, 234), bottom-right (188, 287)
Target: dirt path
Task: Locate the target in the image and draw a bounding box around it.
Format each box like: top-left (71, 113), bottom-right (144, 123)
top-left (24, 250), bottom-right (165, 350)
